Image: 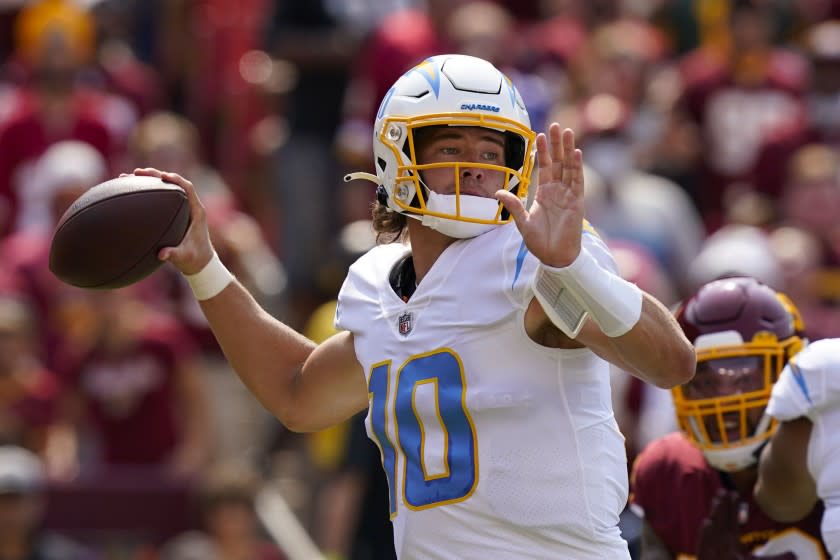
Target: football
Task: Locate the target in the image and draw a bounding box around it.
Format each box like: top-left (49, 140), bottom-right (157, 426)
top-left (49, 175), bottom-right (190, 289)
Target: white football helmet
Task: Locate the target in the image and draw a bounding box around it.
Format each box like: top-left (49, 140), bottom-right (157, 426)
top-left (346, 54), bottom-right (537, 239)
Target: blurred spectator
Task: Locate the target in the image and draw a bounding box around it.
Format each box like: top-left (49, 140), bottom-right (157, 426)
top-left (153, 0), bottom-right (274, 203)
top-left (60, 290), bottom-right (213, 480)
top-left (577, 94), bottom-right (706, 294)
top-left (778, 142), bottom-right (840, 256)
top-left (160, 462), bottom-right (285, 560)
top-left (574, 18), bottom-right (669, 108)
top-left (687, 223), bottom-right (784, 292)
top-left (769, 225), bottom-right (840, 340)
top-left (676, 0), bottom-right (809, 229)
top-left (750, 20), bottom-right (840, 204)
top-left (522, 0), bottom-right (589, 76)
top-left (802, 20), bottom-right (840, 145)
top-left (0, 295), bottom-right (75, 480)
top-left (266, 0), bottom-right (378, 329)
top-left (18, 139), bottom-right (107, 236)
top-left (0, 445), bottom-right (97, 559)
top-left (652, 0), bottom-right (796, 56)
top-left (0, 140), bottom-right (108, 374)
top-left (88, 0), bottom-right (164, 117)
top-left (0, 0), bottom-right (125, 237)
top-left (127, 111), bottom-right (233, 204)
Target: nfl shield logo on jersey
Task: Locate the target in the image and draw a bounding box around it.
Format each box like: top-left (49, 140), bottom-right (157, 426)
top-left (398, 312), bottom-right (413, 336)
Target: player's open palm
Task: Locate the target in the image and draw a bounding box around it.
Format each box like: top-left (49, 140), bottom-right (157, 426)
top-left (496, 123), bottom-right (584, 268)
top-left (131, 168), bottom-right (214, 275)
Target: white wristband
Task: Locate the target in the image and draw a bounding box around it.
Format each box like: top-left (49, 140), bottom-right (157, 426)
top-left (533, 248), bottom-right (643, 338)
top-left (184, 252), bottom-right (234, 301)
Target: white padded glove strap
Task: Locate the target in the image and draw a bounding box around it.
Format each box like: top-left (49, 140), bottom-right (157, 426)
top-left (533, 248), bottom-right (643, 338)
top-left (185, 252), bottom-right (234, 301)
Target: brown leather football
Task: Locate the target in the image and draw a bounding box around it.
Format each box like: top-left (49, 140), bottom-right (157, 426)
top-left (49, 175), bottom-right (190, 289)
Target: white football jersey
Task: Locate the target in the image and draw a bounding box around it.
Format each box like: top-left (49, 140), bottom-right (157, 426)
top-left (335, 223), bottom-right (631, 559)
top-left (767, 338), bottom-right (840, 559)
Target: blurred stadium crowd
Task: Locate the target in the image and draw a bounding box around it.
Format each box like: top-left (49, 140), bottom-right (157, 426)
top-left (0, 0), bottom-right (839, 558)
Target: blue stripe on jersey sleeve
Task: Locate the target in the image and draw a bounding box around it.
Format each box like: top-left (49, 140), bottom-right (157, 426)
top-left (510, 221), bottom-right (602, 289)
top-left (789, 362), bottom-right (814, 405)
top-left (512, 240), bottom-right (529, 289)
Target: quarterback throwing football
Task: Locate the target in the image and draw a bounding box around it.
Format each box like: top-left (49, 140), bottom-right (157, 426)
top-left (139, 54), bottom-right (694, 559)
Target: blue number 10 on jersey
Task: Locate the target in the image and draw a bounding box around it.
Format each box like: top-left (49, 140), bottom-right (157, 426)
top-left (368, 349), bottom-right (479, 517)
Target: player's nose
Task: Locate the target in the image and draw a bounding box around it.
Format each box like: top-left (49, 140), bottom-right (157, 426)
top-left (460, 166), bottom-right (484, 180)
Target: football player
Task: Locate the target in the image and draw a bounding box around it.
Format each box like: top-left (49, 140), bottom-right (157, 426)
top-left (137, 54), bottom-right (695, 558)
top-left (754, 337), bottom-right (840, 558)
top-left (632, 276), bottom-right (829, 559)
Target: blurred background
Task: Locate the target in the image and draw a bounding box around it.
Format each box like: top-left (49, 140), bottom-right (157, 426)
top-left (0, 0), bottom-right (839, 558)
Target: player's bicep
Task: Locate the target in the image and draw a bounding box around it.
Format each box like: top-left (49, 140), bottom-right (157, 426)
top-left (291, 330), bottom-right (369, 433)
top-left (755, 417), bottom-right (818, 522)
top-left (640, 520), bottom-right (674, 560)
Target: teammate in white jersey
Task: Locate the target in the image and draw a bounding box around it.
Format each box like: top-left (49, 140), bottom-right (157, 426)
top-left (755, 338), bottom-right (840, 558)
top-left (136, 54), bottom-right (695, 558)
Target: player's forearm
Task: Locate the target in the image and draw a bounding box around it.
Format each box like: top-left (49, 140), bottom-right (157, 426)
top-left (754, 418), bottom-right (818, 522)
top-left (198, 279), bottom-right (316, 426)
top-left (581, 295), bottom-right (695, 389)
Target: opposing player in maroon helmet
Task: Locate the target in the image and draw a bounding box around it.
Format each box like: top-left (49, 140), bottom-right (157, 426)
top-left (631, 277), bottom-right (829, 559)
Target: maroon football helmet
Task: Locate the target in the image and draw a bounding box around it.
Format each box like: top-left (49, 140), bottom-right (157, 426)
top-left (672, 277), bottom-right (805, 471)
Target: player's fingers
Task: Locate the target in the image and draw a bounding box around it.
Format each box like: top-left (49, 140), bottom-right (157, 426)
top-left (133, 168), bottom-right (164, 178)
top-left (567, 149), bottom-right (584, 197)
top-left (495, 190), bottom-right (528, 225)
top-left (536, 133), bottom-right (552, 187)
top-left (160, 171), bottom-right (189, 188)
top-left (161, 171), bottom-right (205, 220)
top-left (158, 246), bottom-right (176, 261)
top-left (548, 123), bottom-right (564, 180)
top-left (559, 128), bottom-right (576, 187)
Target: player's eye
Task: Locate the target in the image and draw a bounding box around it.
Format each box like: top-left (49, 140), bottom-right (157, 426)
top-left (482, 151), bottom-right (501, 161)
top-left (440, 147), bottom-right (459, 155)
